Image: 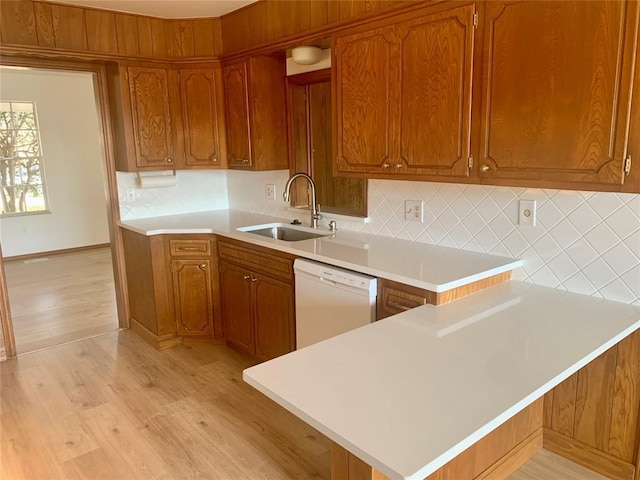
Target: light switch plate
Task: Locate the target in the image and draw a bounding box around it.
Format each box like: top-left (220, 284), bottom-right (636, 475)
top-left (405, 200), bottom-right (424, 223)
top-left (518, 200), bottom-right (537, 227)
top-left (265, 184), bottom-right (276, 200)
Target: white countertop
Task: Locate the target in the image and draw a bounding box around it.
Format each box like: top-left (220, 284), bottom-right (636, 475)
top-left (119, 210), bottom-right (522, 293)
top-left (243, 281), bottom-right (640, 480)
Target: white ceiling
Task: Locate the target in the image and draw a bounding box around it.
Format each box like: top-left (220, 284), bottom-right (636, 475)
top-left (40, 0), bottom-right (259, 19)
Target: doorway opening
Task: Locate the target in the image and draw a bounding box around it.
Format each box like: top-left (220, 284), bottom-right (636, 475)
top-left (0, 62), bottom-right (128, 356)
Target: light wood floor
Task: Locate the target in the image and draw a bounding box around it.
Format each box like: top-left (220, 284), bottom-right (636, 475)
top-left (0, 329), bottom-right (610, 480)
top-left (3, 247), bottom-right (119, 353)
top-left (0, 330), bottom-right (331, 479)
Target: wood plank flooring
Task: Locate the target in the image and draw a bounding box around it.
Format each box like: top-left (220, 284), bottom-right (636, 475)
top-left (0, 330), bottom-right (331, 479)
top-left (3, 247), bottom-right (119, 353)
top-left (0, 329), bottom-right (610, 480)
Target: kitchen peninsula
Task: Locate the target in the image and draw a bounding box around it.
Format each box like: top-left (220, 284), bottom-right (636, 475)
top-left (245, 282), bottom-right (640, 480)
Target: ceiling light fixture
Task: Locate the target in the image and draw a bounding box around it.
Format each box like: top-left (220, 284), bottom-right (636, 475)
top-left (291, 46), bottom-right (323, 65)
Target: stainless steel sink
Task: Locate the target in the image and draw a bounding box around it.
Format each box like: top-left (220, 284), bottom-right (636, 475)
top-left (238, 224), bottom-right (331, 242)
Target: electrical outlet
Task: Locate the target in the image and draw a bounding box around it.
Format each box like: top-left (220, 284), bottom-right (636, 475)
top-left (405, 200), bottom-right (424, 223)
top-left (265, 184), bottom-right (276, 200)
top-left (125, 188), bottom-right (136, 203)
top-left (518, 200), bottom-right (537, 227)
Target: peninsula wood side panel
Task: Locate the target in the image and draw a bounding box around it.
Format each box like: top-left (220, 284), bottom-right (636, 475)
top-left (0, 0), bottom-right (222, 59)
top-left (543, 330), bottom-right (640, 480)
top-left (331, 399), bottom-right (544, 480)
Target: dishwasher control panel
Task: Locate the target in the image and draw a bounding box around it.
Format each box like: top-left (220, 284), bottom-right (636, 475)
top-left (319, 267), bottom-right (370, 289)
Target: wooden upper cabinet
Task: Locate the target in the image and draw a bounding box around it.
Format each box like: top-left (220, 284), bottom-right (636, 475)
top-left (335, 26), bottom-right (394, 174)
top-left (125, 65), bottom-right (179, 169)
top-left (222, 61), bottom-right (252, 167)
top-left (396, 5), bottom-right (475, 177)
top-left (178, 67), bottom-right (226, 168)
top-left (222, 55), bottom-right (288, 171)
top-left (334, 4), bottom-right (476, 179)
top-left (478, 0), bottom-right (638, 187)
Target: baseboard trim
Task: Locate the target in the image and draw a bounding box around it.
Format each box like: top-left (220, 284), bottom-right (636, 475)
top-left (475, 428), bottom-right (543, 480)
top-left (543, 428), bottom-right (635, 480)
top-left (130, 318), bottom-right (180, 350)
top-left (3, 243), bottom-right (111, 262)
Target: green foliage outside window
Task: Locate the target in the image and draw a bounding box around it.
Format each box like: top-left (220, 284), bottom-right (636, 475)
top-left (0, 101), bottom-right (48, 215)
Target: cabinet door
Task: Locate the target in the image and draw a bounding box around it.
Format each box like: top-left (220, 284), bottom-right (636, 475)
top-left (478, 1), bottom-right (636, 186)
top-left (396, 4), bottom-right (475, 177)
top-left (178, 67), bottom-right (223, 168)
top-left (222, 62), bottom-right (252, 168)
top-left (335, 26), bottom-right (394, 174)
top-left (127, 66), bottom-right (177, 168)
top-left (253, 273), bottom-right (295, 361)
top-left (171, 259), bottom-right (214, 337)
top-left (219, 261), bottom-right (254, 355)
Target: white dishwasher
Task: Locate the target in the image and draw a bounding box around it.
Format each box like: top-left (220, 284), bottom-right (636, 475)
top-left (294, 259), bottom-right (377, 349)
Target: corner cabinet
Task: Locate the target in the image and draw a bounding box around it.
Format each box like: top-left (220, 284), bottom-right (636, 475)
top-left (168, 238), bottom-right (220, 338)
top-left (107, 62), bottom-right (226, 172)
top-left (334, 4), bottom-right (476, 180)
top-left (478, 0), bottom-right (638, 188)
top-left (218, 239), bottom-right (295, 361)
top-left (222, 55), bottom-right (288, 170)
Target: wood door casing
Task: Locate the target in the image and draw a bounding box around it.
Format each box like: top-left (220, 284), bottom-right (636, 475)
top-left (179, 67), bottom-right (221, 168)
top-left (171, 259), bottom-right (214, 336)
top-left (253, 273), bottom-right (295, 361)
top-left (396, 4), bottom-right (475, 177)
top-left (222, 61), bottom-right (252, 167)
top-left (127, 66), bottom-right (176, 168)
top-left (219, 261), bottom-right (254, 355)
top-left (478, 0), bottom-right (635, 186)
top-left (335, 26), bottom-right (394, 173)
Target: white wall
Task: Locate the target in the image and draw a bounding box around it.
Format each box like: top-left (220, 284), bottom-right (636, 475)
top-left (0, 68), bottom-right (109, 257)
top-left (226, 171), bottom-right (640, 306)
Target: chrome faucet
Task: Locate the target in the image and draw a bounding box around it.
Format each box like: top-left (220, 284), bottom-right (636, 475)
top-left (283, 172), bottom-right (320, 229)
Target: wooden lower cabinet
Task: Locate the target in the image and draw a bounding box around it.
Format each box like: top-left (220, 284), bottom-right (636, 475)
top-left (220, 261), bottom-right (255, 354)
top-left (253, 272), bottom-right (295, 361)
top-left (122, 230), bottom-right (221, 349)
top-left (171, 258), bottom-right (215, 337)
top-left (218, 239), bottom-right (295, 361)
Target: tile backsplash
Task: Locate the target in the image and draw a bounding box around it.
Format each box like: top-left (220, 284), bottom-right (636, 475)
top-left (119, 170), bottom-right (639, 305)
top-left (117, 170), bottom-right (228, 220)
top-left (224, 171), bottom-right (640, 306)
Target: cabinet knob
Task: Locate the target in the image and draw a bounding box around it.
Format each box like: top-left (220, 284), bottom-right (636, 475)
top-left (167, 158), bottom-right (173, 163)
top-left (381, 162), bottom-right (390, 168)
top-left (198, 264), bottom-right (206, 271)
top-left (480, 164), bottom-right (490, 172)
top-left (243, 275), bottom-right (251, 280)
top-left (394, 163), bottom-right (403, 169)
top-left (250, 277), bottom-right (258, 282)
top-left (242, 159), bottom-right (249, 164)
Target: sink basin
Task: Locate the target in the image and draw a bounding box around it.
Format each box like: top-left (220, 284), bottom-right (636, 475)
top-left (238, 223), bottom-right (331, 242)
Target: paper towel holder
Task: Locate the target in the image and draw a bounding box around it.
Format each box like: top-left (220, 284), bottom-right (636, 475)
top-left (135, 170), bottom-right (177, 188)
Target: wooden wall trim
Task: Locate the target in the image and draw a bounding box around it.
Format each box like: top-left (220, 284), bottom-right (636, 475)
top-left (543, 428), bottom-right (636, 480)
top-left (0, 244), bottom-right (16, 358)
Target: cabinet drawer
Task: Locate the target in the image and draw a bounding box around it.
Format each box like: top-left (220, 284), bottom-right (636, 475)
top-left (218, 240), bottom-right (294, 281)
top-left (378, 284), bottom-right (429, 320)
top-left (169, 239), bottom-right (211, 257)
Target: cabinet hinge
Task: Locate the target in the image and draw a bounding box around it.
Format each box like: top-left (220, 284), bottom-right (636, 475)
top-left (624, 155), bottom-right (632, 175)
top-left (473, 11), bottom-right (478, 29)
top-left (468, 156), bottom-right (473, 169)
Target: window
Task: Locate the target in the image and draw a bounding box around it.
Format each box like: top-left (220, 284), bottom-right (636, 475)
top-left (0, 101), bottom-right (49, 215)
